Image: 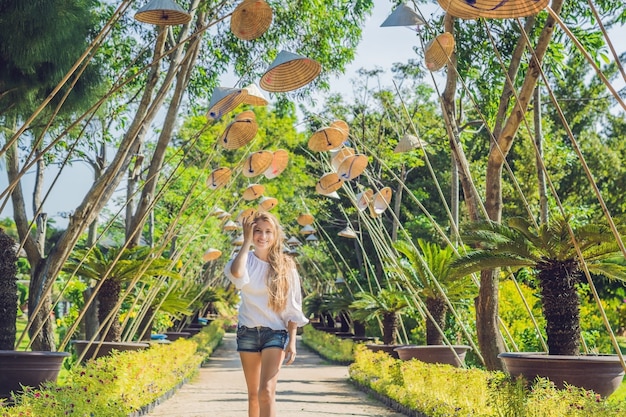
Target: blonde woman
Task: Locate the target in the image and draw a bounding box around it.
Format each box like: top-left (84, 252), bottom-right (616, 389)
top-left (225, 211), bottom-right (308, 417)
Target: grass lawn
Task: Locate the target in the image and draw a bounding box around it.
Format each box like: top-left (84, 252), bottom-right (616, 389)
top-left (15, 315), bottom-right (31, 350)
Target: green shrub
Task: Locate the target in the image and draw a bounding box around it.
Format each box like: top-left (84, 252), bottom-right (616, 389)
top-left (301, 325), bottom-right (355, 364)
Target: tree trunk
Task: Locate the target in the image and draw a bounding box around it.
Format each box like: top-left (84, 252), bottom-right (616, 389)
top-left (97, 279), bottom-right (122, 342)
top-left (534, 85), bottom-right (548, 224)
top-left (0, 229), bottom-right (18, 350)
top-left (382, 312), bottom-right (398, 345)
top-left (425, 297), bottom-right (447, 346)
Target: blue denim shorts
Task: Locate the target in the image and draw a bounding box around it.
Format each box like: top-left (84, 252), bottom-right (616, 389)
top-left (236, 325), bottom-right (288, 352)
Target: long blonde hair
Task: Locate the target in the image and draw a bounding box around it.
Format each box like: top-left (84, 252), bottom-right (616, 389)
top-left (254, 212), bottom-right (293, 312)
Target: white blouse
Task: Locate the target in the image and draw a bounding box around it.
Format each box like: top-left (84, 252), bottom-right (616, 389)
top-left (224, 252), bottom-right (309, 330)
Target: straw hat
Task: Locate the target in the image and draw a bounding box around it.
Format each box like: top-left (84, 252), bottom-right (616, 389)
top-left (260, 50), bottom-right (322, 92)
top-left (331, 147), bottom-right (355, 171)
top-left (315, 172), bottom-right (344, 195)
top-left (206, 167), bottom-right (231, 190)
top-left (305, 234), bottom-right (319, 243)
top-left (236, 207), bottom-right (257, 223)
top-left (231, 234), bottom-right (245, 246)
top-left (219, 112), bottom-right (258, 150)
top-left (338, 227), bottom-right (357, 239)
top-left (325, 191), bottom-right (341, 199)
top-left (337, 154), bottom-right (368, 181)
top-left (380, 3), bottom-right (426, 27)
top-left (297, 213), bottom-right (314, 226)
top-left (210, 207), bottom-right (226, 216)
top-left (394, 134), bottom-right (428, 153)
top-left (425, 32), bottom-right (455, 72)
top-left (202, 248), bottom-right (222, 262)
top-left (370, 187), bottom-right (393, 217)
top-left (355, 188), bottom-right (374, 212)
top-left (242, 183), bottom-right (265, 200)
top-left (207, 86), bottom-right (247, 120)
top-left (216, 211), bottom-right (231, 220)
top-left (134, 0), bottom-right (192, 26)
top-left (436, 0), bottom-right (549, 20)
top-left (330, 120), bottom-right (350, 141)
top-left (222, 220), bottom-right (239, 231)
top-left (258, 196), bottom-right (278, 211)
top-left (307, 127), bottom-right (345, 152)
top-left (242, 150), bottom-right (274, 177)
top-left (286, 236), bottom-right (302, 246)
top-left (241, 83), bottom-right (269, 106)
top-left (299, 224), bottom-right (316, 235)
top-left (230, 0), bottom-right (273, 41)
top-left (264, 149), bottom-right (289, 179)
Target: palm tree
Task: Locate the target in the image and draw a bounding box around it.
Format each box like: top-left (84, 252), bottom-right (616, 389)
top-left (395, 239), bottom-right (475, 345)
top-left (452, 217), bottom-right (626, 355)
top-left (350, 289), bottom-right (410, 345)
top-left (0, 229), bottom-right (18, 350)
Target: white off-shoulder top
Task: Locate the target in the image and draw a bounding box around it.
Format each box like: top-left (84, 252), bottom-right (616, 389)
top-left (224, 252), bottom-right (309, 330)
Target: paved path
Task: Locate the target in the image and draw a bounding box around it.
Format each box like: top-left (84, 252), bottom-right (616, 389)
top-left (147, 332), bottom-right (405, 417)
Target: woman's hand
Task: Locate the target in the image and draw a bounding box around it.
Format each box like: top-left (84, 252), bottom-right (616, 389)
top-left (284, 341), bottom-right (297, 365)
top-left (241, 215), bottom-right (256, 245)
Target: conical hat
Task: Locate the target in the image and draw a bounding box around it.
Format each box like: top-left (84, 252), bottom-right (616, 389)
top-left (231, 234), bottom-right (245, 246)
top-left (207, 167), bottom-right (231, 190)
top-left (331, 147), bottom-right (355, 171)
top-left (258, 196), bottom-right (278, 211)
top-left (355, 188), bottom-right (374, 212)
top-left (260, 50), bottom-right (322, 92)
top-left (135, 0), bottom-right (191, 26)
top-left (436, 0), bottom-right (549, 20)
top-left (307, 127), bottom-right (345, 152)
top-left (425, 32), bottom-right (455, 72)
top-left (325, 191), bottom-right (340, 199)
top-left (299, 224), bottom-right (316, 235)
top-left (315, 172), bottom-right (343, 195)
top-left (370, 187), bottom-right (393, 216)
top-left (337, 154), bottom-right (368, 181)
top-left (210, 207), bottom-right (226, 216)
top-left (207, 86), bottom-right (247, 120)
top-left (242, 183), bottom-right (265, 200)
top-left (329, 120), bottom-right (350, 141)
top-left (235, 110), bottom-right (256, 121)
top-left (230, 0), bottom-right (273, 41)
top-left (236, 207), bottom-right (257, 223)
top-left (219, 114), bottom-right (258, 150)
top-left (222, 220), bottom-right (239, 231)
top-left (305, 234), bottom-right (319, 243)
top-left (297, 213), bottom-right (314, 226)
top-left (338, 227), bottom-right (357, 239)
top-left (394, 134), bottom-right (428, 153)
top-left (242, 150), bottom-right (274, 177)
top-left (264, 149), bottom-right (289, 179)
top-left (380, 3), bottom-right (425, 27)
top-left (202, 248), bottom-right (222, 262)
top-left (216, 211), bottom-right (231, 220)
top-left (286, 236), bottom-right (302, 246)
top-left (241, 83), bottom-right (269, 106)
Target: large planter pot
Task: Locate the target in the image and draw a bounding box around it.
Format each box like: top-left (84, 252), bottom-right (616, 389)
top-left (394, 345), bottom-right (472, 367)
top-left (499, 352), bottom-right (626, 397)
top-left (164, 331), bottom-right (191, 341)
top-left (365, 344), bottom-right (402, 359)
top-left (0, 350), bottom-right (70, 399)
top-left (72, 340), bottom-right (149, 362)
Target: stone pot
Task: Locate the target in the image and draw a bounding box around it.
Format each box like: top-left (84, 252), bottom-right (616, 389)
top-left (72, 340), bottom-right (149, 362)
top-left (499, 352), bottom-right (626, 397)
top-left (394, 345), bottom-right (472, 367)
top-left (0, 350), bottom-right (70, 399)
top-left (365, 344), bottom-right (402, 359)
top-left (164, 331), bottom-right (191, 341)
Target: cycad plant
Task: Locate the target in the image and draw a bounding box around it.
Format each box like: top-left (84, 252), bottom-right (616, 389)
top-left (452, 217), bottom-right (626, 355)
top-left (395, 239), bottom-right (475, 345)
top-left (350, 288), bottom-right (410, 345)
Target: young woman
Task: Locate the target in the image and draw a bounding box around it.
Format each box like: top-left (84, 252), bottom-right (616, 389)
top-left (225, 211), bottom-right (308, 417)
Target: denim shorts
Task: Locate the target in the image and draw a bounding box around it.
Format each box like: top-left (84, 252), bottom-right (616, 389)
top-left (236, 325), bottom-right (288, 352)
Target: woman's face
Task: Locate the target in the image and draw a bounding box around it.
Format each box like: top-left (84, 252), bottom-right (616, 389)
top-left (252, 219), bottom-right (275, 250)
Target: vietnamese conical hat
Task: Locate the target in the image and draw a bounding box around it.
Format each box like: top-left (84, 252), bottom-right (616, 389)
top-left (305, 234), bottom-right (319, 243)
top-left (216, 211), bottom-right (231, 220)
top-left (222, 220), bottom-right (239, 231)
top-left (436, 0), bottom-right (549, 20)
top-left (425, 32), bottom-right (455, 72)
top-left (370, 187), bottom-right (393, 217)
top-left (242, 83), bottom-right (269, 106)
top-left (337, 154), bottom-right (368, 181)
top-left (230, 0), bottom-right (273, 41)
top-left (243, 150), bottom-right (274, 177)
top-left (394, 134), bottom-right (428, 153)
top-left (210, 207), bottom-right (226, 216)
top-left (355, 188), bottom-right (374, 212)
top-left (315, 172), bottom-right (344, 195)
top-left (264, 149), bottom-right (289, 179)
top-left (207, 86), bottom-right (247, 120)
top-left (329, 120), bottom-right (350, 141)
top-left (258, 196), bottom-right (278, 211)
top-left (219, 113), bottom-right (258, 150)
top-left (207, 167), bottom-right (231, 190)
top-left (236, 208), bottom-right (257, 223)
top-left (338, 227), bottom-right (357, 239)
top-left (202, 248), bottom-right (222, 262)
top-left (134, 0), bottom-right (192, 26)
top-left (242, 183), bottom-right (265, 200)
top-left (260, 50), bottom-right (322, 93)
top-left (299, 224), bottom-right (316, 235)
top-left (286, 236), bottom-right (302, 246)
top-left (297, 213), bottom-right (314, 226)
top-left (308, 127), bottom-right (345, 152)
top-left (331, 147), bottom-right (355, 171)
top-left (380, 3), bottom-right (426, 27)
top-left (231, 234), bottom-right (245, 246)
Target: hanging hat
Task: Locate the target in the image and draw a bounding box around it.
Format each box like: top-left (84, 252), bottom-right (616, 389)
top-left (380, 3), bottom-right (426, 27)
top-left (264, 149), bottom-right (289, 179)
top-left (258, 196), bottom-right (278, 211)
top-left (299, 225), bottom-right (316, 235)
top-left (231, 234), bottom-right (245, 246)
top-left (297, 213), bottom-right (314, 226)
top-left (241, 83), bottom-right (269, 106)
top-left (230, 0), bottom-right (273, 40)
top-left (222, 220), bottom-right (239, 231)
top-left (260, 50), bottom-right (322, 92)
top-left (286, 236), bottom-right (302, 246)
top-left (370, 187), bottom-right (393, 217)
top-left (425, 32), bottom-right (455, 72)
top-left (394, 133), bottom-right (428, 153)
top-left (202, 248), bottom-right (222, 262)
top-left (337, 154), bottom-right (368, 181)
top-left (325, 191), bottom-right (341, 199)
top-left (436, 0), bottom-right (549, 20)
top-left (315, 172), bottom-right (343, 195)
top-left (330, 147), bottom-right (355, 171)
top-left (338, 227), bottom-right (357, 239)
top-left (216, 211), bottom-right (231, 220)
top-left (242, 150), bottom-right (274, 177)
top-left (355, 188), bottom-right (374, 212)
top-left (219, 112), bottom-right (258, 150)
top-left (307, 127), bottom-right (345, 152)
top-left (207, 86), bottom-right (247, 120)
top-left (207, 167), bottom-right (231, 190)
top-left (329, 120), bottom-right (350, 141)
top-left (242, 183), bottom-right (265, 200)
top-left (135, 0), bottom-right (192, 26)
top-left (305, 234), bottom-right (319, 243)
top-left (236, 207), bottom-right (257, 223)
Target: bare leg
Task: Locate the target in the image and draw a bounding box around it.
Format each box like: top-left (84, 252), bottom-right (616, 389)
top-left (240, 352), bottom-right (262, 417)
top-left (258, 347), bottom-right (285, 417)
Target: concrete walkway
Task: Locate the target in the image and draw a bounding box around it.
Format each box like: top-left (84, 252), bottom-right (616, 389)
top-left (147, 332), bottom-right (405, 417)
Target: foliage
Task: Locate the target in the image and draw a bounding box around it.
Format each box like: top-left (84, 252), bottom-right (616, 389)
top-left (301, 325), bottom-right (355, 364)
top-left (350, 288), bottom-right (411, 345)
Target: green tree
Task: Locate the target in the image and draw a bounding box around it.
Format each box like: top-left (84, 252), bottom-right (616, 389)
top-left (350, 288), bottom-right (410, 345)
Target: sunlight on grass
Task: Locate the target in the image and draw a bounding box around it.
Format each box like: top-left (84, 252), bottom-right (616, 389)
top-left (15, 315), bottom-right (31, 350)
